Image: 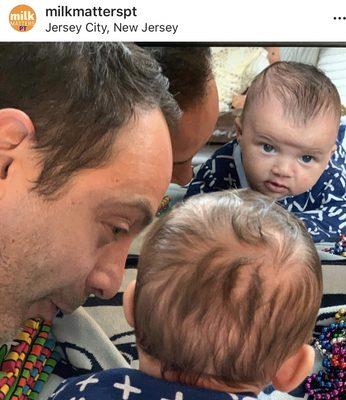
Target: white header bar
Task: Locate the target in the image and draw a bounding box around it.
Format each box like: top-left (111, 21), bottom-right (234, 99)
top-left (1, 0), bottom-right (346, 42)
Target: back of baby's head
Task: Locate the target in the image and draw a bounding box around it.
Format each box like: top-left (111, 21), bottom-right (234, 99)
top-left (135, 189), bottom-right (322, 390)
top-left (242, 61), bottom-right (341, 125)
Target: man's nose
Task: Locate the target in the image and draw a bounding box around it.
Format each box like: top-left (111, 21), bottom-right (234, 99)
top-left (86, 243), bottom-right (131, 300)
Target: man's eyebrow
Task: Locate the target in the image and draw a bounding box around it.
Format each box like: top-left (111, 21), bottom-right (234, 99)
top-left (98, 197), bottom-right (154, 229)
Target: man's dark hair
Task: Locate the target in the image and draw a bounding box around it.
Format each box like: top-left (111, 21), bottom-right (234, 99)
top-left (242, 61), bottom-right (341, 125)
top-left (145, 47), bottom-right (213, 111)
top-left (0, 43), bottom-right (180, 196)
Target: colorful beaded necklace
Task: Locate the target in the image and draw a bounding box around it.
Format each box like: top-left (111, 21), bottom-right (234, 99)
top-left (305, 309), bottom-right (345, 399)
top-left (0, 319), bottom-right (60, 400)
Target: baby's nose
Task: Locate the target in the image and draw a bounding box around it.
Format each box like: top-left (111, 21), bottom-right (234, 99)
top-left (272, 160), bottom-right (293, 178)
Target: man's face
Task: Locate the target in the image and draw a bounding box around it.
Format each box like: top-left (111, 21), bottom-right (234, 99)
top-left (238, 98), bottom-right (338, 199)
top-left (0, 108), bottom-right (172, 343)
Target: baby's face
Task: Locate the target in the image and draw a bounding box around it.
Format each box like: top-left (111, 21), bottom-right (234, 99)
top-left (238, 98), bottom-right (339, 199)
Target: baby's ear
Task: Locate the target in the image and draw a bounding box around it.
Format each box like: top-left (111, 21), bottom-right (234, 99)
top-left (272, 344), bottom-right (315, 393)
top-left (123, 280), bottom-right (136, 328)
top-left (235, 117), bottom-right (243, 142)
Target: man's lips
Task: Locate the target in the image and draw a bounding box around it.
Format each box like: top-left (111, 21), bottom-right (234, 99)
top-left (28, 299), bottom-right (80, 321)
top-left (264, 180), bottom-right (289, 194)
top-left (28, 300), bottom-right (59, 322)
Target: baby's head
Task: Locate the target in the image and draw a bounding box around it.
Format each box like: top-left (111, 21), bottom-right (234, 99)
top-left (124, 189), bottom-right (322, 393)
top-left (237, 61), bottom-right (341, 199)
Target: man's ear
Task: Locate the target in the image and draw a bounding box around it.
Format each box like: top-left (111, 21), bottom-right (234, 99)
top-left (272, 344), bottom-right (315, 393)
top-left (235, 117), bottom-right (243, 143)
top-left (0, 109), bottom-right (34, 180)
top-left (123, 280), bottom-right (136, 328)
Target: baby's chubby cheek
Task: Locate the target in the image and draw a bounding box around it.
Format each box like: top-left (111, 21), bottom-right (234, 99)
top-left (296, 174), bottom-right (319, 195)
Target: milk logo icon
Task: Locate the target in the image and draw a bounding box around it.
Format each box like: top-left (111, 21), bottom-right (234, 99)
top-left (9, 5), bottom-right (36, 32)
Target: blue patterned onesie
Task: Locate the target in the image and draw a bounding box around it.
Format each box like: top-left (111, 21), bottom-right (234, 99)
top-left (49, 368), bottom-right (257, 400)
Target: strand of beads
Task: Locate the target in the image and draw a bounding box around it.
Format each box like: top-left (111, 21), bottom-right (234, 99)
top-left (156, 195), bottom-right (172, 216)
top-left (329, 234), bottom-right (346, 257)
top-left (305, 308), bottom-right (345, 399)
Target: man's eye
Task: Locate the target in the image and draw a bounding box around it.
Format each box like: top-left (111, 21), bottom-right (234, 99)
top-left (301, 155), bottom-right (314, 163)
top-left (111, 226), bottom-right (128, 238)
top-left (262, 144), bottom-right (275, 153)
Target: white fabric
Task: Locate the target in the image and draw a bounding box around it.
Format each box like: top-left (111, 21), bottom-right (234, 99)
top-left (317, 47), bottom-right (346, 106)
top-left (279, 47), bottom-right (320, 65)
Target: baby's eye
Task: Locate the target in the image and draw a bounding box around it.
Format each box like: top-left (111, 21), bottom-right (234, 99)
top-left (300, 155), bottom-right (314, 163)
top-left (262, 144), bottom-right (275, 153)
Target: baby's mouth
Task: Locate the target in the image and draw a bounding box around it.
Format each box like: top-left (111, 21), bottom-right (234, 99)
top-left (264, 180), bottom-right (289, 194)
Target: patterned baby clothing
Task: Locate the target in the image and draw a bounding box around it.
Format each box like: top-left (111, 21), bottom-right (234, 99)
top-left (49, 368), bottom-right (257, 400)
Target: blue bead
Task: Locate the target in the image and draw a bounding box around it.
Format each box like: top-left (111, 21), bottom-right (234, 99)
top-left (322, 359), bottom-right (330, 367)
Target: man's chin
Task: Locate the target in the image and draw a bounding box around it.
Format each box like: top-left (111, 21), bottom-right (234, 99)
top-left (27, 299), bottom-right (60, 322)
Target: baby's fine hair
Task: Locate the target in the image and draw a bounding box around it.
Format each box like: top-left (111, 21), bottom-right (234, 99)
top-left (135, 189), bottom-right (322, 389)
top-left (242, 61), bottom-right (341, 125)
